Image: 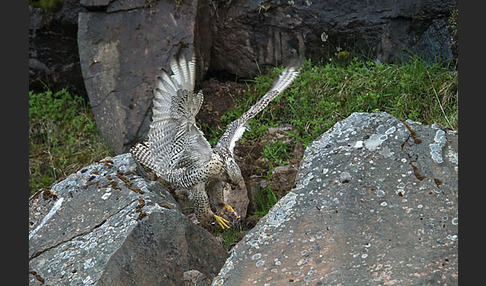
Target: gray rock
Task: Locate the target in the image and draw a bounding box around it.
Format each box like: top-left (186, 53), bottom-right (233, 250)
top-left (29, 5), bottom-right (44, 30)
top-left (209, 0), bottom-right (457, 77)
top-left (223, 179), bottom-right (250, 221)
top-left (212, 112), bottom-right (458, 285)
top-left (29, 154), bottom-right (228, 285)
top-left (80, 0), bottom-right (112, 7)
top-left (29, 58), bottom-right (50, 72)
top-left (77, 0), bottom-right (212, 153)
top-left (183, 269), bottom-right (212, 286)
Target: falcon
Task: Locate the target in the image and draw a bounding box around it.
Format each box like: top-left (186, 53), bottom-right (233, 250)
top-left (131, 51), bottom-right (301, 229)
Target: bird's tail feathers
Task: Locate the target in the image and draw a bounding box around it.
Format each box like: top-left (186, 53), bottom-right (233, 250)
top-left (130, 141), bottom-right (157, 171)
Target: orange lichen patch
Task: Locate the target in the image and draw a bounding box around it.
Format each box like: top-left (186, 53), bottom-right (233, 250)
top-left (410, 163), bottom-right (426, 181)
top-left (98, 159), bottom-right (114, 168)
top-left (135, 197), bottom-right (147, 220)
top-left (42, 188), bottom-right (58, 201)
top-left (402, 121), bottom-right (422, 144)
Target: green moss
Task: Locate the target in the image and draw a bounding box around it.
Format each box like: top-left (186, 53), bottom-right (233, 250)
top-left (29, 0), bottom-right (64, 10)
top-left (376, 7), bottom-right (392, 13)
top-left (336, 51), bottom-right (352, 61)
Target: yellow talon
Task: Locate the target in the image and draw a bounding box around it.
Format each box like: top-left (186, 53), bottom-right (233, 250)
top-left (214, 214), bottom-right (230, 229)
top-left (221, 204), bottom-right (239, 219)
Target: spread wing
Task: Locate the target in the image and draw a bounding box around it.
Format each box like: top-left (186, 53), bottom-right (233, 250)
top-left (133, 51), bottom-right (212, 188)
top-left (216, 62), bottom-right (302, 154)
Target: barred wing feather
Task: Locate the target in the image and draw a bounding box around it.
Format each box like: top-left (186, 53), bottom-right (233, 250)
top-left (147, 52), bottom-right (212, 187)
top-left (216, 63), bottom-right (302, 154)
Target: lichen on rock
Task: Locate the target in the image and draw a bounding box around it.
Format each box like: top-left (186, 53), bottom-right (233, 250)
top-left (29, 153), bottom-right (227, 285)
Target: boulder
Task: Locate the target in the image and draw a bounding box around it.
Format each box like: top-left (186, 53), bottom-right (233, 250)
top-left (212, 112), bottom-right (458, 285)
top-left (77, 0), bottom-right (212, 153)
top-left (209, 0), bottom-right (457, 77)
top-left (29, 154), bottom-right (228, 285)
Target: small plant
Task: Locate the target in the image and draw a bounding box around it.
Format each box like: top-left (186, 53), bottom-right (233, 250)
top-left (448, 6), bottom-right (458, 38)
top-left (29, 0), bottom-right (64, 10)
top-left (261, 140), bottom-right (293, 175)
top-left (253, 187), bottom-right (279, 217)
top-left (216, 225), bottom-right (246, 251)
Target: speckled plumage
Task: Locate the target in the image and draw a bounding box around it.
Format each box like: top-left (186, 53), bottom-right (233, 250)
top-left (131, 51), bottom-right (301, 227)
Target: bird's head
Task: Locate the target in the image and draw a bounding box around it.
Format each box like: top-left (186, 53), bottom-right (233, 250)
top-left (225, 156), bottom-right (243, 185)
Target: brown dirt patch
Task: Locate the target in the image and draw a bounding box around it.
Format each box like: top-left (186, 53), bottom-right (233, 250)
top-left (196, 78), bottom-right (248, 127)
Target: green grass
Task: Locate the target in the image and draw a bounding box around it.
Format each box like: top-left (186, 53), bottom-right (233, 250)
top-left (211, 56), bottom-right (457, 150)
top-left (29, 89), bottom-right (113, 195)
top-left (253, 187), bottom-right (279, 217)
top-left (217, 224), bottom-right (246, 250)
top-left (261, 141), bottom-right (292, 167)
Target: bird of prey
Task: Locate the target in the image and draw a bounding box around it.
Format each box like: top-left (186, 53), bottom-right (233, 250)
top-left (131, 51), bottom-right (301, 229)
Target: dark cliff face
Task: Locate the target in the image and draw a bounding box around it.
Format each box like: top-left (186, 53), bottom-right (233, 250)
top-left (29, 1), bottom-right (87, 97)
top-left (209, 0), bottom-right (457, 78)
